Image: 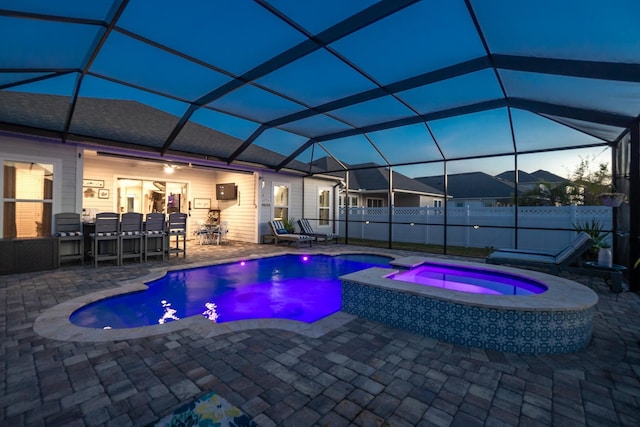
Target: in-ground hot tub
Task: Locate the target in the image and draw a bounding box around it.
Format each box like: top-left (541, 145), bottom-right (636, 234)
top-left (340, 256), bottom-right (598, 355)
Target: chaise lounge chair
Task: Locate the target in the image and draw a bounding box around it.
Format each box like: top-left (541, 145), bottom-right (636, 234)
top-left (269, 220), bottom-right (313, 248)
top-left (485, 231), bottom-right (593, 275)
top-left (297, 218), bottom-right (339, 245)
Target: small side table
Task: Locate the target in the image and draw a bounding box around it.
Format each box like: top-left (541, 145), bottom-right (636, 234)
top-left (584, 261), bottom-right (626, 294)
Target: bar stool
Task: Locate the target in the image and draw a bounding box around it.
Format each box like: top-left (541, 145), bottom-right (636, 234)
top-left (54, 212), bottom-right (84, 267)
top-left (119, 212), bottom-right (143, 264)
top-left (167, 212), bottom-right (187, 258)
top-left (90, 212), bottom-right (120, 267)
top-left (144, 213), bottom-right (166, 261)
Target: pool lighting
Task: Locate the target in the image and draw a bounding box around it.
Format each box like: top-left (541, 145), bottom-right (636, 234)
top-left (240, 261), bottom-right (246, 266)
top-left (302, 255), bottom-right (309, 261)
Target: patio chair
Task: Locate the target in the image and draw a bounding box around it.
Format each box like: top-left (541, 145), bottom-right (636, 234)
top-left (119, 212), bottom-right (143, 264)
top-left (269, 220), bottom-right (313, 248)
top-left (212, 220), bottom-right (229, 245)
top-left (54, 212), bottom-right (84, 267)
top-left (485, 232), bottom-right (593, 274)
top-left (193, 220), bottom-right (211, 245)
top-left (297, 218), bottom-right (339, 245)
top-left (144, 212), bottom-right (166, 261)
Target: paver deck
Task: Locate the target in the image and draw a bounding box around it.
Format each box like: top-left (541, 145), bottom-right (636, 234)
top-left (1, 242), bottom-right (639, 426)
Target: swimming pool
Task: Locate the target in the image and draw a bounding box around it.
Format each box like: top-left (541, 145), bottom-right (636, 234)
top-left (70, 253), bottom-right (392, 329)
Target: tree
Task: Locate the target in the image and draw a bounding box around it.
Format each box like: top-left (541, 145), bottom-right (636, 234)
top-left (518, 181), bottom-right (572, 206)
top-left (565, 156), bottom-right (611, 205)
top-left (517, 155), bottom-right (611, 206)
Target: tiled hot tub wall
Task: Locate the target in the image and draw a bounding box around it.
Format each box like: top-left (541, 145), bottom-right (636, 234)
top-left (342, 280), bottom-right (594, 355)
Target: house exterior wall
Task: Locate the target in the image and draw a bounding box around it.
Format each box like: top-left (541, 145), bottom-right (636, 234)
top-left (394, 193), bottom-right (421, 207)
top-left (302, 177), bottom-right (339, 234)
top-left (83, 152), bottom-right (258, 243)
top-left (257, 172), bottom-right (337, 238)
top-left (0, 133), bottom-right (81, 217)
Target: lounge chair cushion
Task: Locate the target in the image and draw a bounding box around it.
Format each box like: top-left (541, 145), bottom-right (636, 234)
top-left (277, 228), bottom-right (288, 234)
top-left (485, 232), bottom-right (593, 271)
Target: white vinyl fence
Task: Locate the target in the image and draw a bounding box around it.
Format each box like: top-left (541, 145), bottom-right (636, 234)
top-left (338, 205), bottom-right (612, 252)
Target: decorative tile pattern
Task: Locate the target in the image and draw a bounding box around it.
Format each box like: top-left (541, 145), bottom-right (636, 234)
top-left (342, 280), bottom-right (594, 355)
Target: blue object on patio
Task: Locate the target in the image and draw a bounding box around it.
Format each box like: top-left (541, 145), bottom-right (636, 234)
top-left (153, 390), bottom-right (256, 427)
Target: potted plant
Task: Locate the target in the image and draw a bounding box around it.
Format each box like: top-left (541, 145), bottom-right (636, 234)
top-left (282, 216), bottom-right (297, 233)
top-left (573, 218), bottom-right (608, 260)
top-left (596, 240), bottom-right (612, 267)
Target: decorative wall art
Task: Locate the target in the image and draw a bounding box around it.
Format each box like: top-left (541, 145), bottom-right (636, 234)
top-left (193, 198), bottom-right (211, 209)
top-left (82, 179), bottom-right (104, 188)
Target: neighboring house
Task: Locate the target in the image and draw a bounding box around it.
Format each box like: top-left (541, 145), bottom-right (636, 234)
top-left (495, 169), bottom-right (567, 192)
top-left (311, 157), bottom-right (445, 208)
top-left (416, 169), bottom-right (568, 207)
top-left (415, 172), bottom-right (519, 208)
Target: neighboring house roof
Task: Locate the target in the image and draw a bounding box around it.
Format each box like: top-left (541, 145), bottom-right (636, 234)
top-left (415, 172), bottom-right (518, 199)
top-left (530, 169), bottom-right (567, 183)
top-left (311, 157), bottom-right (444, 196)
top-left (495, 169), bottom-right (566, 184)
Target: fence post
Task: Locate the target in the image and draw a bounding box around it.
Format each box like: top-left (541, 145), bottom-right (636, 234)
top-left (570, 204), bottom-right (577, 235)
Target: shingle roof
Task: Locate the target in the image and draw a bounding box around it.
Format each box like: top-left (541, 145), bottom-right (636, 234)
top-left (311, 157), bottom-right (443, 195)
top-left (415, 172), bottom-right (518, 199)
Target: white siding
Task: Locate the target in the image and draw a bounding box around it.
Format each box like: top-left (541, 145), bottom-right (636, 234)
top-left (302, 177), bottom-right (340, 233)
top-left (0, 134), bottom-right (80, 214)
top-left (83, 152), bottom-right (258, 242)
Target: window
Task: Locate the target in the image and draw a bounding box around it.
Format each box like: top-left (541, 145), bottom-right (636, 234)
top-left (116, 178), bottom-right (187, 214)
top-left (318, 188), bottom-right (330, 225)
top-left (3, 161), bottom-right (54, 238)
top-left (367, 198), bottom-right (384, 208)
top-left (273, 184), bottom-right (289, 221)
top-left (339, 195), bottom-right (358, 207)
top-left (433, 199), bottom-right (442, 208)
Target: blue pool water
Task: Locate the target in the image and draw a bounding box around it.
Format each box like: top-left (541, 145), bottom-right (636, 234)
top-left (70, 254), bottom-right (392, 329)
top-left (390, 262), bottom-right (547, 295)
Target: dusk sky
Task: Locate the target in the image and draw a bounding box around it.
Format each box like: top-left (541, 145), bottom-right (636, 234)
top-left (1, 1), bottom-right (637, 177)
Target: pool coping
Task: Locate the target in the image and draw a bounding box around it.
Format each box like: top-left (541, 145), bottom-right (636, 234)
top-left (33, 250), bottom-right (394, 342)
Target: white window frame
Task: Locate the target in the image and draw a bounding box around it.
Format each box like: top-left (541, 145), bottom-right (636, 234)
top-left (0, 154), bottom-right (61, 237)
top-left (366, 198), bottom-right (384, 208)
top-left (318, 186), bottom-right (331, 226)
top-left (272, 183), bottom-right (290, 221)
